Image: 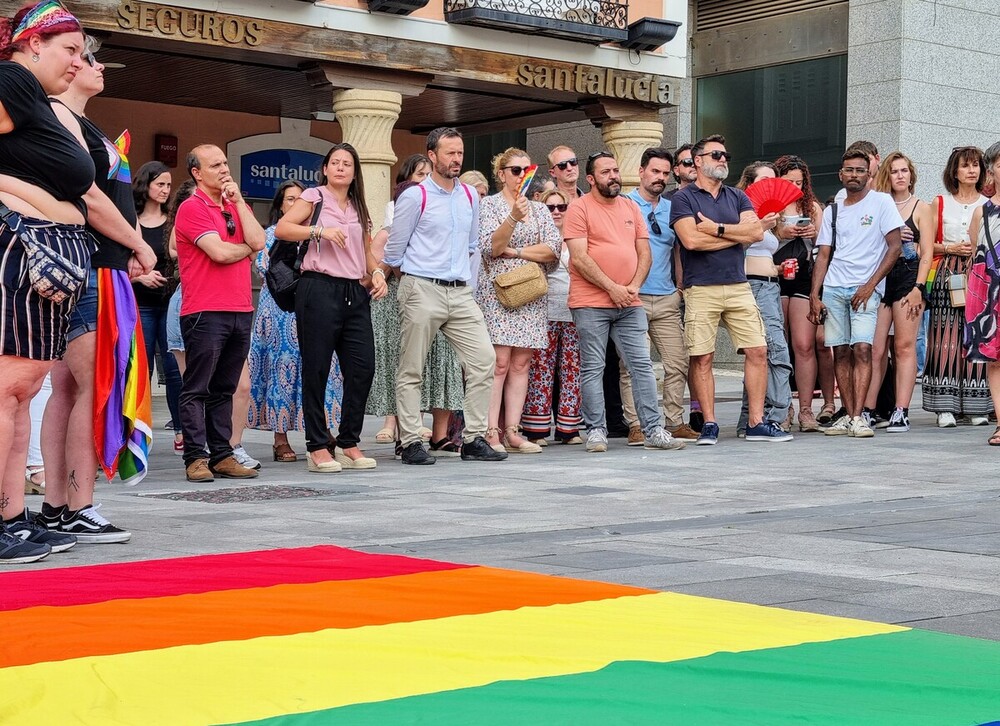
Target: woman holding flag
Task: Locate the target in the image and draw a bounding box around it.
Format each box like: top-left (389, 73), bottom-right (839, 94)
top-left (37, 33), bottom-right (156, 544)
top-left (477, 148), bottom-right (560, 453)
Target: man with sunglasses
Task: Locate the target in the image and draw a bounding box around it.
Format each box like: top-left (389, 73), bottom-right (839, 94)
top-left (563, 151), bottom-right (685, 453)
top-left (670, 134), bottom-right (791, 444)
top-left (174, 144), bottom-right (266, 482)
top-left (621, 147), bottom-right (699, 441)
top-left (548, 145), bottom-right (584, 201)
top-left (665, 143), bottom-right (697, 200)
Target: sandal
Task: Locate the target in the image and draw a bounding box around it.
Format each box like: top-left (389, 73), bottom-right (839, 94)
top-left (817, 402), bottom-right (837, 425)
top-left (989, 427), bottom-right (1000, 447)
top-left (374, 427), bottom-right (396, 444)
top-left (504, 425), bottom-right (542, 454)
top-left (485, 426), bottom-right (506, 453)
top-left (272, 443), bottom-right (298, 462)
top-left (24, 466), bottom-right (45, 495)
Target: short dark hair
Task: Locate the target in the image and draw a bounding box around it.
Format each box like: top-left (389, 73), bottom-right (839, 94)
top-left (426, 127), bottom-right (462, 153)
top-left (672, 143), bottom-right (694, 182)
top-left (943, 146), bottom-right (986, 194)
top-left (585, 151), bottom-right (615, 177)
top-left (691, 134), bottom-right (726, 159)
top-left (640, 147), bottom-right (673, 169)
top-left (186, 152), bottom-right (200, 176)
top-left (841, 149), bottom-right (869, 167)
top-left (846, 140), bottom-right (879, 159)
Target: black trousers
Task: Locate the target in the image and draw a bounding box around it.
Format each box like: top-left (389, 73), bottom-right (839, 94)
top-left (179, 310), bottom-right (252, 466)
top-left (296, 273), bottom-right (375, 452)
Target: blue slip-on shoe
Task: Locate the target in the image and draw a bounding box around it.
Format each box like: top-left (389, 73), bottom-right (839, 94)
top-left (695, 422), bottom-right (720, 446)
top-left (745, 421), bottom-right (794, 442)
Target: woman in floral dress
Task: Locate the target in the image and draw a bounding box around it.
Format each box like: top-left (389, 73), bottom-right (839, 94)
top-left (477, 148), bottom-right (560, 453)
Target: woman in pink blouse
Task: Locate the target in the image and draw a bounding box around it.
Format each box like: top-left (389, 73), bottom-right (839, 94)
top-left (275, 144), bottom-right (388, 473)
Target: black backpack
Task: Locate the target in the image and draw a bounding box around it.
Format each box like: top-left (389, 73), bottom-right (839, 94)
top-left (265, 198), bottom-right (323, 313)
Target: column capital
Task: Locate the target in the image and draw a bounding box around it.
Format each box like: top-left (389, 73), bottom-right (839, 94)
top-left (601, 120), bottom-right (664, 192)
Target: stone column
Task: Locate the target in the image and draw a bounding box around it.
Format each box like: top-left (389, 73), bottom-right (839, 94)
top-left (601, 120), bottom-right (664, 192)
top-left (331, 89), bottom-right (402, 231)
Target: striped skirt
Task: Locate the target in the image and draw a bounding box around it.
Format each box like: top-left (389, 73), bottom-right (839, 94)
top-left (1, 218), bottom-right (95, 361)
top-left (921, 253), bottom-right (992, 415)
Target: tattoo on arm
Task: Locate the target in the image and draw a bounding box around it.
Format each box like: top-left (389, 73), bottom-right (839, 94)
top-left (69, 470), bottom-right (79, 492)
top-left (0, 493), bottom-right (8, 513)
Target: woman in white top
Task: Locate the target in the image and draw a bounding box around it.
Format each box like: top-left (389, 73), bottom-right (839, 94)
top-left (735, 162), bottom-right (793, 436)
top-left (922, 146), bottom-right (991, 427)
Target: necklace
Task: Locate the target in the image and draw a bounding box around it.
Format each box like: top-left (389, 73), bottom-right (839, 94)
top-left (894, 194), bottom-right (913, 206)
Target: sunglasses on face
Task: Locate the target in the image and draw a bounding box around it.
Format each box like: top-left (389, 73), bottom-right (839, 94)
top-left (503, 165), bottom-right (528, 177)
top-left (221, 210), bottom-right (236, 236)
top-left (546, 203), bottom-right (568, 213)
top-left (83, 51), bottom-right (96, 67)
top-left (647, 211), bottom-right (662, 236)
top-left (698, 150), bottom-right (732, 162)
top-left (678, 158), bottom-right (695, 167)
top-left (552, 158), bottom-right (578, 171)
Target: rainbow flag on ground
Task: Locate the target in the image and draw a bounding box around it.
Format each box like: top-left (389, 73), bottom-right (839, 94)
top-left (1, 545), bottom-right (998, 724)
top-left (93, 267), bottom-right (152, 485)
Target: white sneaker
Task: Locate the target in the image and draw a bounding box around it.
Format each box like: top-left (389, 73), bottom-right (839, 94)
top-left (937, 412), bottom-right (957, 428)
top-left (886, 408), bottom-right (910, 433)
top-left (643, 426), bottom-right (686, 450)
top-left (971, 416), bottom-right (990, 426)
top-left (823, 415), bottom-right (852, 436)
top-left (850, 416), bottom-right (875, 438)
top-left (232, 445), bottom-right (262, 470)
top-left (585, 429), bottom-right (608, 453)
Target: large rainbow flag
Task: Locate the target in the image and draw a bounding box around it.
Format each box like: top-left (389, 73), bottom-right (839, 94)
top-left (1, 545), bottom-right (999, 724)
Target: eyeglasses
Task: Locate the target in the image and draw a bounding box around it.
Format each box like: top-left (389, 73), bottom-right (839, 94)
top-left (552, 158), bottom-right (578, 171)
top-left (840, 167), bottom-right (868, 175)
top-left (221, 210), bottom-right (236, 236)
top-left (647, 211), bottom-right (662, 236)
top-left (83, 51), bottom-right (96, 67)
top-left (678, 159), bottom-right (695, 167)
top-left (697, 150), bottom-right (732, 162)
top-left (503, 165), bottom-right (528, 177)
top-left (546, 203), bottom-right (568, 213)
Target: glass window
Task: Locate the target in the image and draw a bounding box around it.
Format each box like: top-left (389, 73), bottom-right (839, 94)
top-left (466, 129), bottom-right (527, 191)
top-left (696, 55), bottom-right (847, 202)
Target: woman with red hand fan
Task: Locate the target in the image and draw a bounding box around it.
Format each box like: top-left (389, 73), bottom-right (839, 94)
top-left (773, 155), bottom-right (835, 432)
top-left (735, 163), bottom-right (793, 436)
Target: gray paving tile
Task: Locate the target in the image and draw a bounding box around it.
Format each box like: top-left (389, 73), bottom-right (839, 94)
top-left (515, 550), bottom-right (686, 571)
top-left (901, 611), bottom-right (1000, 640)
top-left (669, 575), bottom-right (856, 606)
top-left (830, 586), bottom-right (1000, 618)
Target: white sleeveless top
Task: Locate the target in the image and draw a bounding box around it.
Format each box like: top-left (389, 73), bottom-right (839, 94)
top-left (941, 193), bottom-right (988, 244)
top-left (746, 230), bottom-right (779, 258)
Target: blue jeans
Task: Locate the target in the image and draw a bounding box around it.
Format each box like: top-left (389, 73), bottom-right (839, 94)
top-left (139, 304), bottom-right (182, 433)
top-left (572, 305), bottom-right (661, 435)
top-left (822, 285), bottom-right (881, 347)
top-left (740, 279), bottom-right (792, 430)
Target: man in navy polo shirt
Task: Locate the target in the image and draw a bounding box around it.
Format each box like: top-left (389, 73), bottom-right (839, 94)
top-left (669, 134), bottom-right (792, 445)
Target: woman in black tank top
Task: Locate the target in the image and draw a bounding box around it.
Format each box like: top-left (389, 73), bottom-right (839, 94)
top-left (861, 152), bottom-right (934, 433)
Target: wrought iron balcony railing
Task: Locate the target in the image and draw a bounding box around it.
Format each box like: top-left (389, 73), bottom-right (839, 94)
top-left (444, 0), bottom-right (630, 44)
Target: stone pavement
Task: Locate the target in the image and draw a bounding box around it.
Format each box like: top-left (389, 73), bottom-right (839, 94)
top-left (19, 373), bottom-right (1000, 641)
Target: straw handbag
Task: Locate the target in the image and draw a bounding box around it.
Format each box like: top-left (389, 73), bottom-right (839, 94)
top-left (493, 261), bottom-right (548, 309)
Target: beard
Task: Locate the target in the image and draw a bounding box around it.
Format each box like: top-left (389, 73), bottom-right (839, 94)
top-left (646, 180), bottom-right (666, 195)
top-left (707, 165), bottom-right (729, 181)
top-left (436, 160), bottom-right (460, 179)
top-left (596, 179), bottom-right (622, 198)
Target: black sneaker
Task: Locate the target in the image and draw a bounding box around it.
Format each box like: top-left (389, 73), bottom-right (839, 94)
top-left (34, 502), bottom-right (68, 531)
top-left (400, 441), bottom-right (436, 465)
top-left (0, 526), bottom-right (50, 564)
top-left (6, 511), bottom-right (77, 553)
top-left (429, 438), bottom-right (461, 457)
top-left (460, 436), bottom-right (509, 461)
top-left (394, 440), bottom-right (403, 460)
top-left (689, 410), bottom-right (705, 433)
top-left (59, 505), bottom-right (131, 544)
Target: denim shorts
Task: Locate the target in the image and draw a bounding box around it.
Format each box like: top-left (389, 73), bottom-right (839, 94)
top-left (166, 285), bottom-right (184, 352)
top-left (822, 285), bottom-right (881, 347)
top-left (67, 268), bottom-right (100, 343)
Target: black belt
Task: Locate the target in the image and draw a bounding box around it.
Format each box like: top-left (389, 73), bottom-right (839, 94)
top-left (747, 274), bottom-right (779, 283)
top-left (409, 274), bottom-right (466, 287)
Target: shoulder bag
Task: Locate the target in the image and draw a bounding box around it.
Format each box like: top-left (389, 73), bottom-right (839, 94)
top-left (492, 209), bottom-right (548, 309)
top-left (266, 196), bottom-right (323, 313)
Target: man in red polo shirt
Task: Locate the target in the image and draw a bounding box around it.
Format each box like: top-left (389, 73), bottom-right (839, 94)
top-left (175, 144), bottom-right (266, 482)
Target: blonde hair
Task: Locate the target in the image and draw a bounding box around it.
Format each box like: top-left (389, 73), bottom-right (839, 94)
top-left (491, 147), bottom-right (529, 190)
top-left (542, 189), bottom-right (569, 205)
top-left (874, 151), bottom-right (917, 194)
top-left (459, 170), bottom-right (488, 190)
top-left (547, 145), bottom-right (574, 167)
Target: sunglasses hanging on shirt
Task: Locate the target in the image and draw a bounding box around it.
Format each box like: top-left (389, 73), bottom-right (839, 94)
top-left (221, 210), bottom-right (236, 237)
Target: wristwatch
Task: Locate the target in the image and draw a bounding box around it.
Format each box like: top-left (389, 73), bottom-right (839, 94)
top-left (916, 283), bottom-right (930, 304)
top-left (717, 224), bottom-right (725, 238)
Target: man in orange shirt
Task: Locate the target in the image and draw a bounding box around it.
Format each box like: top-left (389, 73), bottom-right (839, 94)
top-left (563, 152), bottom-right (686, 454)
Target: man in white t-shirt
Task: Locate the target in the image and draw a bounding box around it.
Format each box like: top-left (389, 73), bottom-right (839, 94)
top-left (810, 149), bottom-right (902, 438)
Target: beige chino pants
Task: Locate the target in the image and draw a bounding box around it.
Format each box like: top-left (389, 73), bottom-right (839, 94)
top-left (395, 274), bottom-right (496, 446)
top-left (620, 292), bottom-right (690, 428)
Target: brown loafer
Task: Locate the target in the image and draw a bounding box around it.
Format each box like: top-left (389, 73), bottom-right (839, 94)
top-left (210, 455), bottom-right (259, 479)
top-left (185, 458), bottom-right (215, 482)
top-left (668, 424), bottom-right (700, 440)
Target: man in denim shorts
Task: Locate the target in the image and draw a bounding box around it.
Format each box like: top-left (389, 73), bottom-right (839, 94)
top-left (810, 148), bottom-right (903, 438)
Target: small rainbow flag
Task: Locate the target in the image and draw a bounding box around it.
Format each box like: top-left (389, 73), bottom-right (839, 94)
top-left (93, 267), bottom-right (151, 485)
top-left (2, 545), bottom-right (999, 724)
top-left (518, 164), bottom-right (538, 196)
top-left (106, 129), bottom-right (132, 184)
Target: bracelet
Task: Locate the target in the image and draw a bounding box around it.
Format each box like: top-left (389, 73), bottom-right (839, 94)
top-left (516, 248), bottom-right (522, 258)
top-left (309, 226), bottom-right (317, 243)
top-left (371, 268), bottom-right (386, 279)
top-left (506, 214), bottom-right (518, 226)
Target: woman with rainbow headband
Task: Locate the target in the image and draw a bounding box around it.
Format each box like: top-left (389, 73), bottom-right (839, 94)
top-left (0, 0), bottom-right (99, 562)
top-left (36, 30), bottom-right (157, 546)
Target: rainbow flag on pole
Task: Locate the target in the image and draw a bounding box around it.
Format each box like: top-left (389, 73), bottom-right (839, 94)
top-left (93, 267), bottom-right (152, 485)
top-left (1, 545), bottom-right (999, 724)
top-left (518, 164), bottom-right (538, 196)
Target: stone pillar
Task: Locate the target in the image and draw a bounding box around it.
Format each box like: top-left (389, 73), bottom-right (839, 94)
top-left (331, 89), bottom-right (402, 231)
top-left (601, 120), bottom-right (664, 192)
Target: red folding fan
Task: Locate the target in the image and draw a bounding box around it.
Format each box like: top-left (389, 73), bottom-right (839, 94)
top-left (745, 177), bottom-right (803, 217)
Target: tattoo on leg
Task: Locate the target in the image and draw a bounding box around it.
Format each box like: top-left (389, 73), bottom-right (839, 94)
top-left (69, 470), bottom-right (79, 492)
top-left (0, 493), bottom-right (8, 512)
